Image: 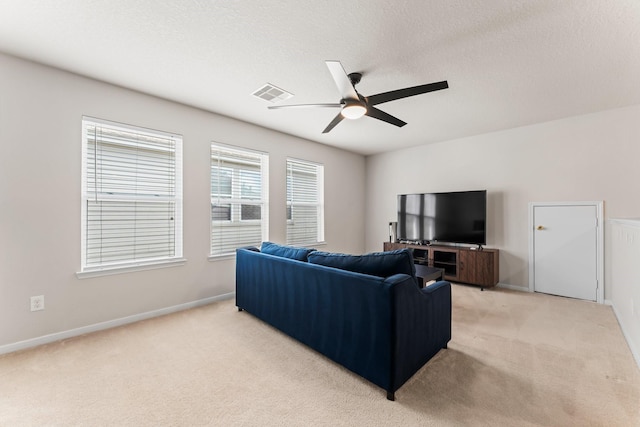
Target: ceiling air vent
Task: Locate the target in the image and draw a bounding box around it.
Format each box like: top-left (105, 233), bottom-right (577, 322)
top-left (252, 83), bottom-right (293, 103)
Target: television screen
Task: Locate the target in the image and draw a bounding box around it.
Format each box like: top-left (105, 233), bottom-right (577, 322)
top-left (397, 190), bottom-right (486, 245)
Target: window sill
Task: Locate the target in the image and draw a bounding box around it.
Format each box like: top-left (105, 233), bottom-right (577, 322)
top-left (289, 241), bottom-right (326, 248)
top-left (207, 242), bottom-right (326, 262)
top-left (208, 253), bottom-right (236, 262)
top-left (76, 258), bottom-right (187, 279)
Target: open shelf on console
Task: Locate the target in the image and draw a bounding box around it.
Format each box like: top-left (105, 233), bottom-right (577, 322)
top-left (412, 248), bottom-right (429, 264)
top-left (432, 249), bottom-right (458, 276)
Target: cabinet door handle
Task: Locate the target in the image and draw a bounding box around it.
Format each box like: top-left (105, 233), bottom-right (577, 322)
top-left (536, 225), bottom-right (545, 230)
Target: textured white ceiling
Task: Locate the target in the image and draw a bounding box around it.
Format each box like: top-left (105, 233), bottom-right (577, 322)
top-left (1, 0), bottom-right (639, 155)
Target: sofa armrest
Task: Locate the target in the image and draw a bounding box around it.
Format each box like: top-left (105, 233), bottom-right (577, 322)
top-left (388, 276), bottom-right (452, 394)
top-left (420, 279), bottom-right (451, 295)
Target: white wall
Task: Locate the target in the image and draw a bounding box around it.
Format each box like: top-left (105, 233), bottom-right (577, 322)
top-left (609, 219), bottom-right (640, 366)
top-left (366, 103), bottom-right (640, 293)
top-left (0, 53), bottom-right (366, 349)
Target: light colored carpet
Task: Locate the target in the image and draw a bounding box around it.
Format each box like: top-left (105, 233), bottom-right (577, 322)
top-left (1, 284), bottom-right (638, 426)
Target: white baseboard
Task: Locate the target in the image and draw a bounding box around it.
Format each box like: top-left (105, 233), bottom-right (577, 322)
top-left (496, 282), bottom-right (531, 292)
top-left (609, 301), bottom-right (640, 370)
top-left (0, 293), bottom-right (235, 356)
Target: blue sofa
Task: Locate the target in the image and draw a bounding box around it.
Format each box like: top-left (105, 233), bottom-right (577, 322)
top-left (235, 243), bottom-right (452, 400)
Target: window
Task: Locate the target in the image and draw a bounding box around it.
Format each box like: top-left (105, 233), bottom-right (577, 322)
top-left (286, 158), bottom-right (324, 246)
top-left (80, 117), bottom-right (183, 274)
top-left (210, 144), bottom-right (268, 256)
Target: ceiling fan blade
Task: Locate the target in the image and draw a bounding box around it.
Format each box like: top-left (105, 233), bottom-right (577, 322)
top-left (268, 103), bottom-right (342, 110)
top-left (322, 112), bottom-right (345, 134)
top-left (365, 106), bottom-right (407, 127)
top-left (367, 80), bottom-right (449, 106)
top-left (325, 60), bottom-right (359, 100)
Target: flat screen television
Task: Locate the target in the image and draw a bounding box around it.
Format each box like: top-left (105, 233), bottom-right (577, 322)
top-left (397, 190), bottom-right (487, 245)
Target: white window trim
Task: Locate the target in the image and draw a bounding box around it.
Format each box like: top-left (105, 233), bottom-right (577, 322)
top-left (76, 258), bottom-right (187, 279)
top-left (78, 116), bottom-right (184, 277)
top-left (286, 157), bottom-right (325, 246)
top-left (210, 142), bottom-right (269, 258)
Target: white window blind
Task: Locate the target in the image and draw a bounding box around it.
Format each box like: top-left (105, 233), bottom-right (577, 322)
top-left (286, 158), bottom-right (324, 246)
top-left (81, 117), bottom-right (183, 272)
top-left (211, 144), bottom-right (268, 256)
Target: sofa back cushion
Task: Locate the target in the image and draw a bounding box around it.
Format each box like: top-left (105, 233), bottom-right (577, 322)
top-left (261, 241), bottom-right (315, 261)
top-left (308, 249), bottom-right (416, 279)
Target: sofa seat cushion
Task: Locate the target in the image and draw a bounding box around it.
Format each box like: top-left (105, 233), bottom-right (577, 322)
top-left (308, 249), bottom-right (416, 279)
top-left (261, 241), bottom-right (315, 261)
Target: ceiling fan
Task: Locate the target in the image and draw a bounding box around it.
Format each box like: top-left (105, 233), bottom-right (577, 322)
top-left (268, 60), bottom-right (449, 133)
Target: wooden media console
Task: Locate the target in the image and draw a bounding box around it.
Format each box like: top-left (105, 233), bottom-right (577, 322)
top-left (383, 242), bottom-right (499, 289)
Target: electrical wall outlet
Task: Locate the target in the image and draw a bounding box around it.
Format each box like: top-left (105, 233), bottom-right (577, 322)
top-left (30, 295), bottom-right (44, 312)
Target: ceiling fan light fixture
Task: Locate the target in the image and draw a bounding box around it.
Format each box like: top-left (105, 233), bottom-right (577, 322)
top-left (341, 102), bottom-right (366, 120)
top-left (268, 60), bottom-right (448, 133)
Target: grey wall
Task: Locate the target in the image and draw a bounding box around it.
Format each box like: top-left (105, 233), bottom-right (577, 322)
top-left (0, 53), bottom-right (366, 348)
top-left (4, 47), bottom-right (640, 355)
top-left (365, 103), bottom-right (640, 295)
